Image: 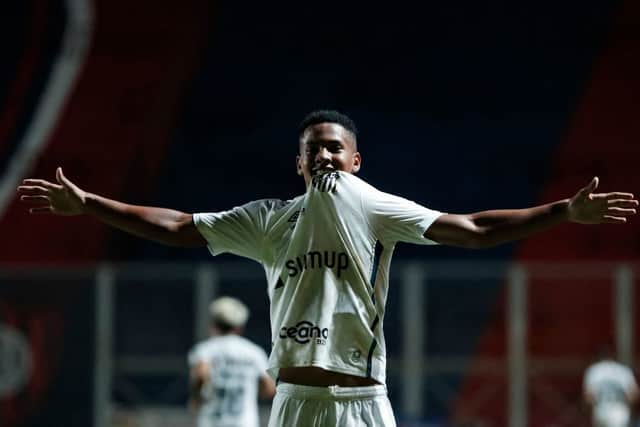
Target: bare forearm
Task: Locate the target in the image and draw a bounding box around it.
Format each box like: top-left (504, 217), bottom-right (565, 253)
top-left (84, 193), bottom-right (202, 247)
top-left (189, 378), bottom-right (205, 408)
top-left (469, 199), bottom-right (570, 247)
top-left (427, 199), bottom-right (571, 248)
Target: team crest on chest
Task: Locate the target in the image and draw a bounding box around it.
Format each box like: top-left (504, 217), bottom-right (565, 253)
top-left (311, 172), bottom-right (340, 193)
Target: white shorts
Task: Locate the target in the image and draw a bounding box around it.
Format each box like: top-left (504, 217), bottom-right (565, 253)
top-left (267, 382), bottom-right (396, 427)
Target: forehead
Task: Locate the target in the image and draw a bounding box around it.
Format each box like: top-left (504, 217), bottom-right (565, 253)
top-left (300, 123), bottom-right (355, 146)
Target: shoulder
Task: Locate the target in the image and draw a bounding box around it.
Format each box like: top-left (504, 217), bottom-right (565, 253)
top-left (194, 197), bottom-right (301, 225)
top-left (197, 336), bottom-right (220, 350)
top-left (237, 336), bottom-right (268, 359)
top-left (242, 197), bottom-right (304, 215)
top-left (337, 171), bottom-right (380, 193)
top-left (188, 337), bottom-right (218, 362)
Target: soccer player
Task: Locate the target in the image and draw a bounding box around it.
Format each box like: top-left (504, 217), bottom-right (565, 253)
top-left (583, 349), bottom-right (639, 427)
top-left (18, 110), bottom-right (638, 426)
top-left (188, 296), bottom-right (275, 427)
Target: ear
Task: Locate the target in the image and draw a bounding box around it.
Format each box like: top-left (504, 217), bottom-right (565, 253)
top-left (351, 152), bottom-right (362, 173)
top-left (296, 155), bottom-right (304, 176)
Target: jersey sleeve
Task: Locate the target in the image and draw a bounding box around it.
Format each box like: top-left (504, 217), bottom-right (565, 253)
top-left (623, 367), bottom-right (638, 391)
top-left (364, 188), bottom-right (444, 245)
top-left (583, 366), bottom-right (595, 391)
top-left (193, 200), bottom-right (275, 262)
top-left (187, 343), bottom-right (206, 366)
top-left (254, 346), bottom-right (270, 377)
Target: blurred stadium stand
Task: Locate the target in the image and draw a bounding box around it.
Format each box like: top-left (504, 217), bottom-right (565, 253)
top-left (2, 261), bottom-right (638, 426)
top-left (1, 0), bottom-right (639, 426)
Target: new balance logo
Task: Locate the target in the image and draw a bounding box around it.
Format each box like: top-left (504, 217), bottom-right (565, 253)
top-left (287, 208), bottom-right (305, 229)
top-left (311, 172), bottom-right (339, 193)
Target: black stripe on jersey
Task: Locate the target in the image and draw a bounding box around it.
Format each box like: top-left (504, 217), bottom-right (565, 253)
top-left (366, 315), bottom-right (380, 378)
top-left (366, 339), bottom-right (377, 378)
top-left (370, 315), bottom-right (379, 332)
top-left (369, 241), bottom-right (383, 305)
top-left (323, 175), bottom-right (329, 192)
top-left (369, 241), bottom-right (383, 288)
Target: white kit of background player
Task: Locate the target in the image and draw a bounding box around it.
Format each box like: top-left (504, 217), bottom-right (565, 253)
top-left (188, 296), bottom-right (275, 427)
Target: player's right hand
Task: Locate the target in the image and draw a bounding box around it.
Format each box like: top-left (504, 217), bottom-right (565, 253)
top-left (17, 167), bottom-right (86, 215)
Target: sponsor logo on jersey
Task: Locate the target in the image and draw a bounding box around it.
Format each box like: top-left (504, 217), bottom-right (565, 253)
top-left (285, 250), bottom-right (349, 278)
top-left (279, 321), bottom-right (328, 345)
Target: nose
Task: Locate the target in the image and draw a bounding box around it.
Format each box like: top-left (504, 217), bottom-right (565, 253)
top-left (315, 147), bottom-right (331, 164)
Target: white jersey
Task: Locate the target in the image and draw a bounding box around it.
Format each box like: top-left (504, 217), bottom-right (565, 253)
top-left (584, 360), bottom-right (637, 405)
top-left (188, 334), bottom-right (269, 427)
top-left (194, 171), bottom-right (442, 384)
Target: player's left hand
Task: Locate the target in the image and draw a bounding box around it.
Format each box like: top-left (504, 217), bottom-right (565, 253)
top-left (568, 177), bottom-right (638, 224)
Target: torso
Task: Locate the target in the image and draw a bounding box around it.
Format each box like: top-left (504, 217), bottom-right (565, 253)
top-left (279, 366), bottom-right (380, 387)
top-left (193, 172), bottom-right (443, 386)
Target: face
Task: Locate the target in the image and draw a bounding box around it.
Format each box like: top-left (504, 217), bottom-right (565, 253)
top-left (297, 123), bottom-right (361, 187)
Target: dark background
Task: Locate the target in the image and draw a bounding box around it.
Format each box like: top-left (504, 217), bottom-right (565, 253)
top-left (1, 0), bottom-right (639, 425)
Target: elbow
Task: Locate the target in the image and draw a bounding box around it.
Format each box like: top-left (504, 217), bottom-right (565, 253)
top-left (163, 215), bottom-right (206, 248)
top-left (464, 238), bottom-right (493, 250)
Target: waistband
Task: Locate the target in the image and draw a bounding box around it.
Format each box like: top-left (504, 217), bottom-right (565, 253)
top-left (276, 382), bottom-right (388, 401)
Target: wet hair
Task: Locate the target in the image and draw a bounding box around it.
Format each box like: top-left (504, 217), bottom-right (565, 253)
top-left (298, 110), bottom-right (358, 139)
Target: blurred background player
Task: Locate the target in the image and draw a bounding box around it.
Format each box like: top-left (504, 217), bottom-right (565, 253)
top-left (188, 296), bottom-right (275, 427)
top-left (583, 348), bottom-right (639, 427)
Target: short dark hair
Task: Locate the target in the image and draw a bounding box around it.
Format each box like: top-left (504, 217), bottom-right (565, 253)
top-left (211, 318), bottom-right (236, 334)
top-left (298, 110), bottom-right (358, 138)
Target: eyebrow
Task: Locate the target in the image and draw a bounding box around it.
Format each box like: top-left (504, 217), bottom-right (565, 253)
top-left (305, 139), bottom-right (343, 146)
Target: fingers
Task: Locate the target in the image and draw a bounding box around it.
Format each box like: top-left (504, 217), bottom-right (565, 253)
top-left (18, 185), bottom-right (50, 196)
top-left (20, 195), bottom-right (49, 204)
top-left (607, 207), bottom-right (637, 216)
top-left (20, 179), bottom-right (61, 190)
top-left (599, 192), bottom-right (636, 200)
top-left (583, 176), bottom-right (599, 194)
top-left (608, 199), bottom-right (639, 208)
top-left (578, 177), bottom-right (599, 201)
top-left (28, 206), bottom-right (53, 214)
top-left (603, 215), bottom-right (627, 224)
top-left (56, 167), bottom-right (63, 184)
top-left (56, 167), bottom-right (72, 188)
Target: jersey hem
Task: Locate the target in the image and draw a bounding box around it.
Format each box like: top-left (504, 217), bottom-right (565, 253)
top-left (418, 211), bottom-right (446, 245)
top-left (268, 362), bottom-right (386, 385)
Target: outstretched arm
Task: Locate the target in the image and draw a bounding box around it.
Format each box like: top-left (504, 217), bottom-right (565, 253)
top-left (18, 167), bottom-right (206, 247)
top-left (425, 177), bottom-right (638, 248)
